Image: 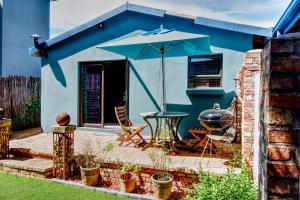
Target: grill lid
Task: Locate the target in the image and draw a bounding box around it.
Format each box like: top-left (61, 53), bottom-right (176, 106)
top-left (198, 103), bottom-right (234, 131)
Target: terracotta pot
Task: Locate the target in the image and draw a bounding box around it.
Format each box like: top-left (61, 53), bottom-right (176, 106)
top-left (0, 108), bottom-right (4, 119)
top-left (151, 173), bottom-right (173, 200)
top-left (80, 165), bottom-right (100, 186)
top-left (56, 112), bottom-right (70, 126)
top-left (120, 172), bottom-right (136, 193)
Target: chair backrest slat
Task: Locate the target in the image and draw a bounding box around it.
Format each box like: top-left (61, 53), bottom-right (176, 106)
top-left (115, 106), bottom-right (130, 133)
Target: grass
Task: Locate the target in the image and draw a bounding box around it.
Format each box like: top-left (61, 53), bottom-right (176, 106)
top-left (0, 173), bottom-right (130, 200)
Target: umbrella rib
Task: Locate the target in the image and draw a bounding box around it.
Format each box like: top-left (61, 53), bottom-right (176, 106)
top-left (135, 44), bottom-right (150, 59)
top-left (148, 43), bottom-right (161, 52)
top-left (165, 41), bottom-right (183, 51)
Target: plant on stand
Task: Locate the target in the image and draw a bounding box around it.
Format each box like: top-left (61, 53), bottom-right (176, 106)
top-left (77, 139), bottom-right (113, 186)
top-left (117, 161), bottom-right (141, 193)
top-left (149, 149), bottom-right (173, 200)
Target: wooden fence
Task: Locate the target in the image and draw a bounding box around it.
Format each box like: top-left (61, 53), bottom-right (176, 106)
top-left (0, 76), bottom-right (40, 130)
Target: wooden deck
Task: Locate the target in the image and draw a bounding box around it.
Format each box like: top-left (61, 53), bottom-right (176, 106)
top-left (10, 129), bottom-right (237, 175)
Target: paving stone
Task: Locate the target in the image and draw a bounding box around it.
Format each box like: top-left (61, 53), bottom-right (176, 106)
top-left (9, 131), bottom-right (235, 175)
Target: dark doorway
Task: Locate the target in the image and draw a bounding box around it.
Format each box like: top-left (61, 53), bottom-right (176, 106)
top-left (104, 60), bottom-right (126, 124)
top-left (80, 60), bottom-right (127, 128)
top-left (80, 64), bottom-right (103, 126)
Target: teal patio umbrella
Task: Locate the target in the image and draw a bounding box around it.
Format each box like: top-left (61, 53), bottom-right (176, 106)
top-left (98, 25), bottom-right (211, 113)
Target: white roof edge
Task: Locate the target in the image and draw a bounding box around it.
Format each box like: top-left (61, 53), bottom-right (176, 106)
top-left (195, 17), bottom-right (273, 37)
top-left (46, 4), bottom-right (127, 47)
top-left (36, 3), bottom-right (165, 51)
top-left (165, 10), bottom-right (196, 20)
top-left (30, 3), bottom-right (273, 56)
top-left (127, 3), bottom-right (165, 17)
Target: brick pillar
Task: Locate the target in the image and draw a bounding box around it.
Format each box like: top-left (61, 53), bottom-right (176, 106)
top-left (236, 49), bottom-right (262, 165)
top-left (261, 34), bottom-right (300, 200)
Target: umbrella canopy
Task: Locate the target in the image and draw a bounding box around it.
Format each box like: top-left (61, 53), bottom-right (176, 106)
top-left (98, 26), bottom-right (211, 59)
top-left (98, 25), bottom-right (211, 112)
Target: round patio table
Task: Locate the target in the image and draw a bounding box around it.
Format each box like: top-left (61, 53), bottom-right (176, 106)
top-left (140, 111), bottom-right (190, 151)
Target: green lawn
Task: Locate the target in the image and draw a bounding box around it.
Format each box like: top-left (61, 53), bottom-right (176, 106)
top-left (0, 173), bottom-right (130, 200)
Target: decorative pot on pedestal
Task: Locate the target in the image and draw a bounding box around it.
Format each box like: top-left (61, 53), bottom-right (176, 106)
top-left (0, 108), bottom-right (11, 159)
top-left (56, 112), bottom-right (70, 126)
top-left (52, 112), bottom-right (76, 180)
top-left (0, 108), bottom-right (4, 119)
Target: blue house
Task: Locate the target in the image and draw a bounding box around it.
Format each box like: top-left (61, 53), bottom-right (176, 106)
top-left (0, 0), bottom-right (53, 77)
top-left (273, 0), bottom-right (300, 36)
top-left (30, 3), bottom-right (272, 136)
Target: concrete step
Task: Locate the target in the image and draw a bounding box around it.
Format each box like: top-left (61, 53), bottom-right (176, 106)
top-left (0, 157), bottom-right (53, 178)
top-left (10, 148), bottom-right (53, 160)
top-left (76, 126), bottom-right (122, 135)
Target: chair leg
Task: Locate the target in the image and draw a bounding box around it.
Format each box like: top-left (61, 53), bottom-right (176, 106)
top-left (137, 133), bottom-right (146, 142)
top-left (119, 136), bottom-right (128, 146)
top-left (130, 136), bottom-right (139, 148)
top-left (230, 143), bottom-right (235, 155)
top-left (201, 138), bottom-right (210, 157)
top-left (210, 139), bottom-right (213, 159)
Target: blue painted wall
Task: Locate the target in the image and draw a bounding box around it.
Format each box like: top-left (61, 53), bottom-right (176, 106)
top-left (0, 1), bottom-right (2, 76)
top-left (41, 11), bottom-right (253, 137)
top-left (1, 0), bottom-right (50, 77)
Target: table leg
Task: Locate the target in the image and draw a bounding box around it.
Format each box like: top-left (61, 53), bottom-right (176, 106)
top-left (142, 116), bottom-right (155, 151)
top-left (156, 118), bottom-right (161, 142)
top-left (173, 117), bottom-right (185, 145)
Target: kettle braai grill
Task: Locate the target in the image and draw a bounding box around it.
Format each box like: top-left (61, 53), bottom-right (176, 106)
top-left (197, 103), bottom-right (235, 157)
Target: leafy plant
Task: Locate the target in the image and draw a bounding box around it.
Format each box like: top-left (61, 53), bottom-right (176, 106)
top-left (185, 159), bottom-right (258, 200)
top-left (11, 98), bottom-right (40, 131)
top-left (117, 161), bottom-right (141, 181)
top-left (25, 98), bottom-right (40, 126)
top-left (229, 151), bottom-right (243, 168)
top-left (148, 149), bottom-right (172, 181)
top-left (77, 139), bottom-right (113, 168)
top-left (118, 162), bottom-right (141, 173)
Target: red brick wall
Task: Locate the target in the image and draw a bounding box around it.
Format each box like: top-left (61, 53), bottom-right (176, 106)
top-left (236, 49), bottom-right (262, 165)
top-left (261, 34), bottom-right (300, 200)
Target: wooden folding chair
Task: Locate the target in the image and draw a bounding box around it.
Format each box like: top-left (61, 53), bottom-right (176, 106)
top-left (114, 106), bottom-right (146, 147)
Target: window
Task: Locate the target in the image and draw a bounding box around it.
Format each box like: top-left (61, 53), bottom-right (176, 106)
top-left (188, 54), bottom-right (222, 88)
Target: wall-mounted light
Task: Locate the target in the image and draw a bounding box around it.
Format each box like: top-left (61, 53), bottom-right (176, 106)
top-left (98, 23), bottom-right (104, 29)
top-left (30, 34), bottom-right (48, 58)
top-left (233, 78), bottom-right (239, 87)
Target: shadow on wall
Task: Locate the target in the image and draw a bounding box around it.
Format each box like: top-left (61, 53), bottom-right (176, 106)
top-left (43, 56), bottom-right (67, 87)
top-left (129, 62), bottom-right (161, 111)
top-left (167, 91), bottom-right (236, 138)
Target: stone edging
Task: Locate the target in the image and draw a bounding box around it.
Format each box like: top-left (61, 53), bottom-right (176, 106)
top-left (51, 178), bottom-right (155, 200)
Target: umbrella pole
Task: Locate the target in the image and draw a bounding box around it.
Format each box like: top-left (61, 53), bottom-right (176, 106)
top-left (160, 48), bottom-right (166, 113)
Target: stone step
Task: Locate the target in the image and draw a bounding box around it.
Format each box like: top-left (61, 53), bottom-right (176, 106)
top-left (10, 148), bottom-right (53, 160)
top-left (76, 127), bottom-right (121, 135)
top-left (0, 157), bottom-right (53, 178)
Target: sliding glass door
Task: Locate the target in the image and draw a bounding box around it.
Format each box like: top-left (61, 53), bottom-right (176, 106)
top-left (80, 60), bottom-right (128, 128)
top-left (80, 64), bottom-right (104, 127)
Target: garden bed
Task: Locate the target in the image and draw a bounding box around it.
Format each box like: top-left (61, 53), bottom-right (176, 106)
top-left (69, 162), bottom-right (199, 199)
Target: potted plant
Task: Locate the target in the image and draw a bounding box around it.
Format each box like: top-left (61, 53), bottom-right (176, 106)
top-left (118, 161), bottom-right (141, 193)
top-left (149, 149), bottom-right (173, 200)
top-left (77, 139), bottom-right (113, 186)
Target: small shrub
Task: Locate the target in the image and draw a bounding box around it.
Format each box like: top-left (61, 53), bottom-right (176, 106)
top-left (76, 139), bottom-right (113, 168)
top-left (185, 160), bottom-right (258, 200)
top-left (118, 162), bottom-right (141, 173)
top-left (25, 99), bottom-right (40, 126)
top-left (117, 161), bottom-right (141, 181)
top-left (229, 151), bottom-right (243, 168)
top-left (148, 149), bottom-right (172, 181)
